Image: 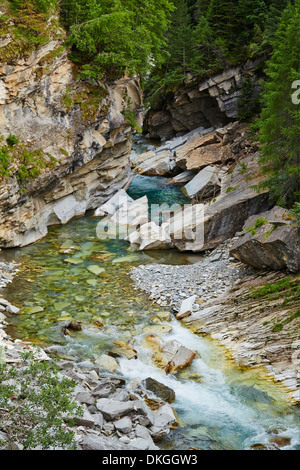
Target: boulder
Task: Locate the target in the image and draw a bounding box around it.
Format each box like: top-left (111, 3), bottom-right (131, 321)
top-left (95, 354), bottom-right (119, 372)
top-left (170, 153), bottom-right (272, 252)
top-left (229, 206), bottom-right (300, 273)
top-left (165, 170), bottom-right (195, 185)
top-left (181, 165), bottom-right (221, 199)
top-left (132, 150), bottom-right (177, 177)
top-left (111, 195), bottom-right (149, 227)
top-left (175, 132), bottom-right (221, 169)
top-left (113, 416), bottom-right (133, 434)
top-left (176, 295), bottom-right (197, 320)
top-left (144, 335), bottom-right (195, 374)
top-left (94, 189), bottom-right (133, 217)
top-left (182, 144), bottom-right (232, 171)
top-left (131, 150), bottom-right (156, 168)
top-left (110, 341), bottom-right (138, 360)
top-left (96, 398), bottom-right (135, 421)
top-left (125, 221), bottom-right (172, 251)
top-left (162, 340), bottom-right (196, 374)
top-left (144, 377), bottom-right (176, 403)
top-left (149, 404), bottom-right (179, 441)
top-left (167, 204), bottom-right (205, 249)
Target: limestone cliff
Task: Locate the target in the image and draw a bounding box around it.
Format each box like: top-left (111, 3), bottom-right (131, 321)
top-left (0, 14), bottom-right (142, 248)
top-left (143, 58), bottom-right (263, 141)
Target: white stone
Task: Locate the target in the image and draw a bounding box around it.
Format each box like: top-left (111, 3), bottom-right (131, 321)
top-left (176, 295), bottom-right (197, 319)
top-left (182, 165), bottom-right (221, 199)
top-left (114, 416), bottom-right (132, 434)
top-left (94, 189), bottom-right (133, 217)
top-left (95, 354), bottom-right (118, 372)
top-left (125, 221), bottom-right (172, 251)
top-left (111, 195), bottom-right (149, 227)
top-left (53, 195), bottom-right (86, 225)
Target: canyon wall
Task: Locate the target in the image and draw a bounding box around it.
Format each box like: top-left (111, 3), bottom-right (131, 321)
top-left (0, 26), bottom-right (142, 248)
top-left (143, 58), bottom-right (263, 141)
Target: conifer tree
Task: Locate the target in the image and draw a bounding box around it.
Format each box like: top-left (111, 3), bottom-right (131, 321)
top-left (59, 0), bottom-right (174, 79)
top-left (166, 0), bottom-right (194, 74)
top-left (256, 0), bottom-right (300, 207)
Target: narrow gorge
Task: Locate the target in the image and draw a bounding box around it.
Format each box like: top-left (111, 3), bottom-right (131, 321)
top-left (0, 0), bottom-right (299, 453)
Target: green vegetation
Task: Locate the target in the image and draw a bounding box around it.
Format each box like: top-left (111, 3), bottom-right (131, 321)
top-left (59, 0), bottom-right (174, 80)
top-left (290, 203), bottom-right (300, 227)
top-left (0, 350), bottom-right (83, 450)
top-left (121, 89), bottom-right (143, 133)
top-left (1, 1), bottom-right (61, 62)
top-left (249, 277), bottom-right (300, 334)
top-left (250, 277), bottom-right (300, 302)
top-left (0, 134), bottom-right (57, 185)
top-left (255, 0), bottom-right (300, 209)
top-left (226, 186), bottom-right (238, 193)
top-left (60, 83), bottom-right (109, 122)
top-left (244, 216), bottom-right (269, 235)
top-left (142, 0), bottom-right (289, 106)
top-left (1, 0), bottom-right (298, 213)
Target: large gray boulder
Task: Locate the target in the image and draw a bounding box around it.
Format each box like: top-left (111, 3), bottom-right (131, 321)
top-left (96, 398), bottom-right (135, 420)
top-left (170, 153), bottom-right (272, 252)
top-left (229, 206), bottom-right (300, 272)
top-left (181, 165), bottom-right (221, 199)
top-left (131, 149), bottom-right (177, 176)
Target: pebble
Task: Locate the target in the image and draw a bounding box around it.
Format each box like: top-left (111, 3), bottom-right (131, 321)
top-left (130, 240), bottom-right (251, 313)
top-left (0, 261), bottom-right (20, 288)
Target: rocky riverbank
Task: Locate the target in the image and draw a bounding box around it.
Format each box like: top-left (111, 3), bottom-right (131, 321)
top-left (0, 262), bottom-right (180, 451)
top-left (130, 241), bottom-right (300, 404)
top-left (0, 260), bottom-right (19, 289)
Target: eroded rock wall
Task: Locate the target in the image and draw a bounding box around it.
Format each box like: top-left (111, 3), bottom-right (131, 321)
top-left (143, 59), bottom-right (263, 141)
top-left (0, 29), bottom-right (142, 247)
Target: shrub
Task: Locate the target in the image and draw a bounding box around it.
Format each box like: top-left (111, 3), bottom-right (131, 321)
top-left (0, 350), bottom-right (83, 450)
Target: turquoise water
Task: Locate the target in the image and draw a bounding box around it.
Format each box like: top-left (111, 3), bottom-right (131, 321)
top-left (1, 170), bottom-right (300, 451)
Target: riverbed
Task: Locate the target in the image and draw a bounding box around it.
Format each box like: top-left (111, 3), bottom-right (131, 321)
top-left (0, 139), bottom-right (299, 451)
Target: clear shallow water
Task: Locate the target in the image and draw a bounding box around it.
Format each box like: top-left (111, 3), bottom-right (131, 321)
top-left (0, 171), bottom-right (300, 450)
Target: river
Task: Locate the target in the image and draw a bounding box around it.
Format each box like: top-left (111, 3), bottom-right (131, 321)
top-left (0, 136), bottom-right (299, 450)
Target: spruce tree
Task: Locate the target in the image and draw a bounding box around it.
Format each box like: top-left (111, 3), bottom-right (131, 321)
top-left (166, 0), bottom-right (195, 74)
top-left (256, 0), bottom-right (300, 207)
top-left (59, 0), bottom-right (174, 79)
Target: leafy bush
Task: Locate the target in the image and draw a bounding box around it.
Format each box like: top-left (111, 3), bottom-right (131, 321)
top-left (59, 0), bottom-right (174, 79)
top-left (6, 134), bottom-right (19, 147)
top-left (0, 350), bottom-right (83, 450)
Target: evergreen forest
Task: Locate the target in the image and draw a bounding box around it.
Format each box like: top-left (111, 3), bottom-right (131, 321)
top-left (4, 0), bottom-right (300, 208)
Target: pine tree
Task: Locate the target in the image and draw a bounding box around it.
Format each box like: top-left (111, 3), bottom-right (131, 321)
top-left (256, 0), bottom-right (300, 207)
top-left (60, 0), bottom-right (174, 79)
top-left (166, 0), bottom-right (195, 74)
top-left (263, 0), bottom-right (289, 46)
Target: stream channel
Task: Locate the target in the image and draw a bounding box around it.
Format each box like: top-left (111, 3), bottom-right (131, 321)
top-left (0, 136), bottom-right (299, 450)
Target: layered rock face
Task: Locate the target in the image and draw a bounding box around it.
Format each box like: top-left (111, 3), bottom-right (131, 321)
top-left (230, 206), bottom-right (300, 273)
top-left (124, 122), bottom-right (273, 253)
top-left (143, 59), bottom-right (262, 141)
top-left (0, 29), bottom-right (142, 248)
